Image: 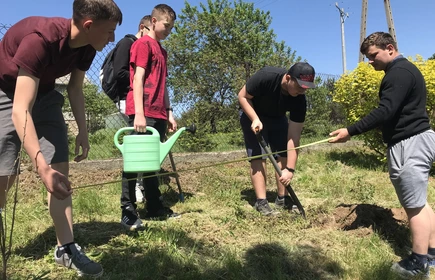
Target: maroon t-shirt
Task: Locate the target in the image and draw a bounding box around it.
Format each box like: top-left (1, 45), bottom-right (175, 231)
top-left (125, 35), bottom-right (167, 119)
top-left (0, 16), bottom-right (96, 94)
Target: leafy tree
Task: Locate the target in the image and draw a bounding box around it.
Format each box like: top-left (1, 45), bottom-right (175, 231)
top-left (429, 53), bottom-right (435, 60)
top-left (164, 0), bottom-right (300, 134)
top-left (303, 78), bottom-right (345, 138)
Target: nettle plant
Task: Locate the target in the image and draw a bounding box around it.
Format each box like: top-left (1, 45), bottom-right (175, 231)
top-left (333, 56), bottom-right (435, 160)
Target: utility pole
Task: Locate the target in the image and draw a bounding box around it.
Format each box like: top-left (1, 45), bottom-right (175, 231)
top-left (384, 0), bottom-right (398, 48)
top-left (336, 2), bottom-right (349, 74)
top-left (359, 0), bottom-right (368, 62)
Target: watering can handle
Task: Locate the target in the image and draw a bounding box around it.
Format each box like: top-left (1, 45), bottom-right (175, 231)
top-left (114, 127), bottom-right (134, 153)
top-left (114, 127), bottom-right (161, 152)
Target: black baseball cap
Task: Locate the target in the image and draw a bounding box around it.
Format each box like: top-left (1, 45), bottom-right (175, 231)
top-left (287, 62), bottom-right (316, 89)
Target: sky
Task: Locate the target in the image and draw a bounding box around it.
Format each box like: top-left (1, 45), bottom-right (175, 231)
top-left (0, 0), bottom-right (434, 76)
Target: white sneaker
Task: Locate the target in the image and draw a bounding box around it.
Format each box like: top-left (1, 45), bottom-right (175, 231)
top-left (54, 243), bottom-right (103, 278)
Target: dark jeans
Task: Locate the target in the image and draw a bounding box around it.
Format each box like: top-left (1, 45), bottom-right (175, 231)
top-left (120, 116), bottom-right (167, 213)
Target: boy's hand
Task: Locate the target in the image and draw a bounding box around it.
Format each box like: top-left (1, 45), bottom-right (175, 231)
top-left (251, 118), bottom-right (263, 133)
top-left (74, 132), bottom-right (90, 162)
top-left (134, 114), bottom-right (147, 133)
top-left (329, 128), bottom-right (351, 143)
top-left (39, 167), bottom-right (72, 200)
top-left (168, 115), bottom-right (177, 132)
top-left (279, 169), bottom-right (294, 186)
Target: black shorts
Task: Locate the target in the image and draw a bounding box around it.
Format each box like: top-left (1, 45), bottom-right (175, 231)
top-left (239, 111), bottom-right (288, 160)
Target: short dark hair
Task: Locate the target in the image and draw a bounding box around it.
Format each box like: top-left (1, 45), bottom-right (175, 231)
top-left (73, 0), bottom-right (123, 25)
top-left (360, 32), bottom-right (398, 54)
top-left (138, 15), bottom-right (151, 31)
top-left (152, 4), bottom-right (176, 21)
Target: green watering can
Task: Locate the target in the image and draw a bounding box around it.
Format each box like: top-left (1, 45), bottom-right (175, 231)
top-left (114, 124), bottom-right (196, 173)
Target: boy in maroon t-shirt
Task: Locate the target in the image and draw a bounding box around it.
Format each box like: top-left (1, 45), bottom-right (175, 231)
top-left (121, 4), bottom-right (177, 228)
top-left (0, 0), bottom-right (122, 277)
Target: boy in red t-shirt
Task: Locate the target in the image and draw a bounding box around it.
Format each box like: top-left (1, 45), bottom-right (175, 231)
top-left (0, 0), bottom-right (122, 277)
top-left (121, 4), bottom-right (178, 228)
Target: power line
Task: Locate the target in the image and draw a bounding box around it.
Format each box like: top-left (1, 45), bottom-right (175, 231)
top-left (260, 0), bottom-right (280, 9)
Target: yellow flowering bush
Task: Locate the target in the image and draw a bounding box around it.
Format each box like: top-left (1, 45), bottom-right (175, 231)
top-left (333, 56), bottom-right (435, 158)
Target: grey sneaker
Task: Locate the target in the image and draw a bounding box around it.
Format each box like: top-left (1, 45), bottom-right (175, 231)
top-left (54, 243), bottom-right (103, 278)
top-left (390, 254), bottom-right (429, 279)
top-left (275, 196), bottom-right (299, 212)
top-left (254, 200), bottom-right (279, 216)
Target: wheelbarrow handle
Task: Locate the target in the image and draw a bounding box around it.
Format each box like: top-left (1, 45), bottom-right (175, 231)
top-left (255, 131), bottom-right (306, 219)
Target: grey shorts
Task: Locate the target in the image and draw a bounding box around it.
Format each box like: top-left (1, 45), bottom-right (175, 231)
top-left (0, 89), bottom-right (69, 176)
top-left (239, 111), bottom-right (288, 160)
top-left (387, 130), bottom-right (435, 208)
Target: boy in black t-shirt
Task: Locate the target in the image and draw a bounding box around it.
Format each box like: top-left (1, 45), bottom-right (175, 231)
top-left (238, 62), bottom-right (316, 216)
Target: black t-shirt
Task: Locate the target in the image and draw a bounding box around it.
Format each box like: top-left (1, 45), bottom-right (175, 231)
top-left (245, 66), bottom-right (306, 122)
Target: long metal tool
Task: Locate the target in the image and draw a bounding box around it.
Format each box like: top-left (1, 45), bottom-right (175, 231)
top-left (167, 151), bottom-right (184, 202)
top-left (255, 132), bottom-right (306, 219)
top-left (164, 123), bottom-right (196, 202)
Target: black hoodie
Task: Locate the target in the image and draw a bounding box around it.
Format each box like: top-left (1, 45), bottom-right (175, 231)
top-left (347, 57), bottom-right (430, 146)
top-left (112, 34), bottom-right (137, 96)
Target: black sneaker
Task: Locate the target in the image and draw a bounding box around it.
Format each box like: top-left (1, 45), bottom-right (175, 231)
top-left (121, 207), bottom-right (144, 231)
top-left (391, 254), bottom-right (430, 279)
top-left (145, 207), bottom-right (181, 220)
top-left (275, 196), bottom-right (299, 212)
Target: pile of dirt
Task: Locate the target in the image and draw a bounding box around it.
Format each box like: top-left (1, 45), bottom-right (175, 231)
top-left (331, 204), bottom-right (409, 242)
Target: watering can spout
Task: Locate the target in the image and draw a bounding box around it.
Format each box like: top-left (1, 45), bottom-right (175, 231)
top-left (160, 127), bottom-right (186, 163)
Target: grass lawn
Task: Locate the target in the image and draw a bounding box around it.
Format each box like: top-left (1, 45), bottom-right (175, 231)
top-left (1, 143), bottom-right (434, 279)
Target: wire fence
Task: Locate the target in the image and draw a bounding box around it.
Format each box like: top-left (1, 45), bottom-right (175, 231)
top-left (0, 23), bottom-right (343, 161)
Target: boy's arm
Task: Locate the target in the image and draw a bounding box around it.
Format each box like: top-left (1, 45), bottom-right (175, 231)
top-left (347, 69), bottom-right (412, 136)
top-left (331, 69), bottom-right (413, 143)
top-left (67, 69), bottom-right (90, 162)
top-left (12, 68), bottom-right (72, 199)
top-left (238, 85), bottom-right (261, 131)
top-left (164, 87), bottom-right (177, 132)
top-left (279, 120), bottom-right (303, 184)
top-left (132, 65), bottom-right (146, 132)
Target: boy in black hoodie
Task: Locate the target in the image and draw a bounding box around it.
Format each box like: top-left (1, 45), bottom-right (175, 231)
top-left (330, 32), bottom-right (435, 279)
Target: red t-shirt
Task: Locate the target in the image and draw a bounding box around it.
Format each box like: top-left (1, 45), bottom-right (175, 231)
top-left (0, 16), bottom-right (96, 94)
top-left (125, 35), bottom-right (168, 119)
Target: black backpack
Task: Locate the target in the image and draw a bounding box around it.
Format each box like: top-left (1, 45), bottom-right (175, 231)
top-left (100, 35), bottom-right (136, 103)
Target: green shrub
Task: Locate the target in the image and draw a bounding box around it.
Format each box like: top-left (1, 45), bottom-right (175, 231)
top-left (89, 128), bottom-right (118, 144)
top-left (68, 128), bottom-right (121, 160)
top-left (175, 130), bottom-right (215, 152)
